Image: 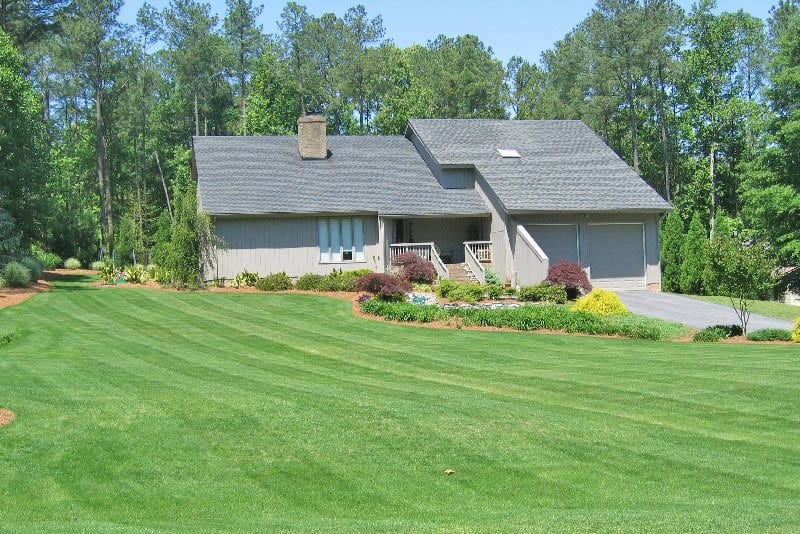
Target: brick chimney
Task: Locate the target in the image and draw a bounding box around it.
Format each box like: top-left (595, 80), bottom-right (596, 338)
top-left (297, 114), bottom-right (327, 159)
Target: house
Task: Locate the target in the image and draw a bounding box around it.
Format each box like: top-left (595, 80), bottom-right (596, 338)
top-left (192, 115), bottom-right (671, 290)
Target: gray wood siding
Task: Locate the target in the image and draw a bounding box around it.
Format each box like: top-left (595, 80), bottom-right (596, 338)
top-left (210, 215), bottom-right (381, 279)
top-left (474, 174), bottom-right (513, 282)
top-left (513, 212), bottom-right (662, 289)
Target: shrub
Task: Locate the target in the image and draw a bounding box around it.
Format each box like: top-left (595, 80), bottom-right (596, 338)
top-left (518, 282), bottom-right (568, 304)
top-left (747, 328), bottom-right (792, 342)
top-left (693, 326), bottom-right (729, 343)
top-left (90, 260), bottom-right (106, 271)
top-left (412, 282), bottom-right (433, 292)
top-left (435, 279), bottom-right (460, 298)
top-left (2, 262), bottom-right (31, 287)
top-left (99, 263), bottom-right (117, 284)
top-left (546, 262), bottom-right (592, 299)
top-left (19, 257), bottom-right (43, 281)
top-left (64, 257), bottom-right (81, 270)
top-left (710, 324), bottom-right (743, 337)
top-left (679, 212), bottom-right (708, 294)
top-left (0, 274), bottom-right (5, 288)
top-left (572, 288), bottom-right (627, 315)
top-left (319, 269), bottom-right (371, 291)
top-left (354, 273), bottom-right (411, 301)
top-left (391, 252), bottom-right (426, 268)
top-left (401, 260), bottom-right (436, 283)
top-left (295, 273), bottom-right (325, 290)
top-left (233, 270), bottom-right (259, 288)
top-left (32, 249), bottom-right (62, 270)
top-left (791, 318), bottom-right (800, 343)
top-left (256, 272), bottom-right (292, 291)
top-left (448, 283), bottom-right (484, 304)
top-left (486, 284), bottom-right (503, 300)
top-left (484, 268), bottom-right (502, 286)
top-left (124, 264), bottom-right (147, 284)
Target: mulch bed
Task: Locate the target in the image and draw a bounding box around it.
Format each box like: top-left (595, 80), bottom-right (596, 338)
top-left (0, 280), bottom-right (52, 309)
top-left (0, 409), bottom-right (15, 428)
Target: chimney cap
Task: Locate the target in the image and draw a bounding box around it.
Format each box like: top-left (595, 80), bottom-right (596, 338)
top-left (298, 114), bottom-right (326, 124)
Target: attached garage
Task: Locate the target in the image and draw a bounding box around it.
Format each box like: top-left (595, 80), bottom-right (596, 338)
top-left (588, 223), bottom-right (646, 290)
top-left (527, 224), bottom-right (580, 264)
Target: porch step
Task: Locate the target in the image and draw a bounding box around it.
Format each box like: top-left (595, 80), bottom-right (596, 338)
top-left (446, 263), bottom-right (478, 283)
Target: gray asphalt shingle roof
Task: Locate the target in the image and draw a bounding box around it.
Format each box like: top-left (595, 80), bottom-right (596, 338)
top-left (408, 119), bottom-right (671, 212)
top-left (193, 135), bottom-right (488, 216)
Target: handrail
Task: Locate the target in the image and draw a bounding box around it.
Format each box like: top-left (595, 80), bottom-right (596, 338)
top-left (464, 243), bottom-right (486, 284)
top-left (429, 245), bottom-right (449, 280)
top-left (464, 240), bottom-right (492, 262)
top-left (515, 225), bottom-right (549, 286)
top-left (516, 226), bottom-right (548, 262)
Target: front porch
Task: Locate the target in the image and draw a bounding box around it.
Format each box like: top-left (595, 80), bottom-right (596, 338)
top-left (382, 216), bottom-right (493, 282)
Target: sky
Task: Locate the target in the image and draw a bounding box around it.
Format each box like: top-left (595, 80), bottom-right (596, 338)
top-left (119, 0), bottom-right (775, 65)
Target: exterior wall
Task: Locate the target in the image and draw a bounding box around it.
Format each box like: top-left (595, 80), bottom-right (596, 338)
top-left (210, 215), bottom-right (382, 279)
top-left (512, 212), bottom-right (662, 289)
top-left (395, 217), bottom-right (488, 263)
top-left (474, 174), bottom-right (513, 282)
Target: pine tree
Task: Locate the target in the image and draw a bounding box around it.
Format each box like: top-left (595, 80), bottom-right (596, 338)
top-left (679, 212), bottom-right (709, 294)
top-left (660, 210), bottom-right (684, 292)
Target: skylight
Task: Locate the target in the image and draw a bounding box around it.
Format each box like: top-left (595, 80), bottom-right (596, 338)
top-left (496, 148), bottom-right (521, 158)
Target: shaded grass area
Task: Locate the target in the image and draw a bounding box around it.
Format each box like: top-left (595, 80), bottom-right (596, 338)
top-left (0, 276), bottom-right (799, 531)
top-left (689, 294), bottom-right (800, 322)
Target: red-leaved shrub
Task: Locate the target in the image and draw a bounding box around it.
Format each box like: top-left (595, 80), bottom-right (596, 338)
top-left (391, 251), bottom-right (437, 283)
top-left (545, 262), bottom-right (592, 299)
top-left (355, 273), bottom-right (412, 301)
top-left (391, 252), bottom-right (426, 268)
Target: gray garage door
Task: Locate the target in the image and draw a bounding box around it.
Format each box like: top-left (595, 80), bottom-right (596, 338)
top-left (528, 224), bottom-right (579, 264)
top-left (588, 223), bottom-right (645, 290)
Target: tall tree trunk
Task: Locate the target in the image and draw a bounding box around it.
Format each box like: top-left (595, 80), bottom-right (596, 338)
top-left (155, 151), bottom-right (173, 222)
top-left (627, 80), bottom-right (640, 175)
top-left (193, 86), bottom-right (200, 136)
top-left (709, 146), bottom-right (716, 239)
top-left (657, 63), bottom-right (671, 202)
top-left (240, 49), bottom-right (247, 135)
top-left (95, 46), bottom-right (113, 255)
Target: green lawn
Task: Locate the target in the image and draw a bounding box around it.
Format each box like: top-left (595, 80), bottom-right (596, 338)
top-left (689, 294), bottom-right (800, 323)
top-left (1, 274), bottom-right (799, 531)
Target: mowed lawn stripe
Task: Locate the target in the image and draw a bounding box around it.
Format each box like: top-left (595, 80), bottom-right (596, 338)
top-left (1, 276), bottom-right (799, 530)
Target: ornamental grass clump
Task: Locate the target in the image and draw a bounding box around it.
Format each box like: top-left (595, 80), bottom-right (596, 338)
top-left (64, 258), bottom-right (81, 270)
top-left (124, 264), bottom-right (147, 284)
top-left (2, 262), bottom-right (31, 287)
top-left (572, 288), bottom-right (627, 316)
top-left (546, 262), bottom-right (592, 299)
top-left (90, 260), bottom-right (106, 271)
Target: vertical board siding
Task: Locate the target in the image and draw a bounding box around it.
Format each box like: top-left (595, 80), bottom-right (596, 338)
top-left (405, 217), bottom-right (487, 263)
top-left (212, 216), bottom-right (381, 279)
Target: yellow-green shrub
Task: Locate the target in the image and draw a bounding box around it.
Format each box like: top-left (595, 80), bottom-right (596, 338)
top-left (792, 317), bottom-right (800, 343)
top-left (571, 288), bottom-right (627, 315)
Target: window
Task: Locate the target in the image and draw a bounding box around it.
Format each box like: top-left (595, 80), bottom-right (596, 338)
top-left (319, 217), bottom-right (365, 262)
top-left (496, 148), bottom-right (521, 158)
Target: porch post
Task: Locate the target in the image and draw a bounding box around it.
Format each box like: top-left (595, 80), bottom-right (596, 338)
top-left (377, 215), bottom-right (386, 273)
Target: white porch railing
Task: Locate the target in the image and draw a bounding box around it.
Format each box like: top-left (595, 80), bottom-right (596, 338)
top-left (389, 242), bottom-right (449, 279)
top-left (464, 243), bottom-right (486, 284)
top-left (514, 225), bottom-right (549, 287)
top-left (464, 241), bottom-right (492, 263)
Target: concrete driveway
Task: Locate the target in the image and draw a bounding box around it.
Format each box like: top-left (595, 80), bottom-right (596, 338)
top-left (614, 291), bottom-right (794, 330)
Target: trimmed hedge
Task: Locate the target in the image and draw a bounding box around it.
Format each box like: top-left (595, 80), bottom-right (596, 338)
top-left (572, 288), bottom-right (627, 315)
top-left (361, 300), bottom-right (669, 340)
top-left (518, 282), bottom-right (567, 304)
top-left (746, 328), bottom-right (792, 342)
top-left (256, 272), bottom-right (293, 291)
